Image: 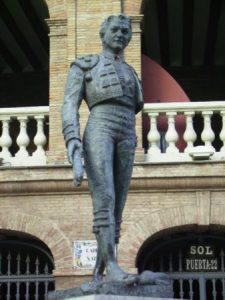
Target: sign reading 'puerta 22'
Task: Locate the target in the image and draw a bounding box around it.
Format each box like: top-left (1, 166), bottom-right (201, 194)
top-left (185, 245), bottom-right (218, 271)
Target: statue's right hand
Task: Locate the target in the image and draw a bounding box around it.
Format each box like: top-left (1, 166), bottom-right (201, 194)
top-left (67, 139), bottom-right (82, 164)
top-left (67, 139), bottom-right (84, 187)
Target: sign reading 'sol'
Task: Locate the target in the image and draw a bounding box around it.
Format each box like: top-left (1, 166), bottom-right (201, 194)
top-left (185, 244), bottom-right (218, 271)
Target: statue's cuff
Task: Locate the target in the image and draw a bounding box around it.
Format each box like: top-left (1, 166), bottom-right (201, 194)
top-left (66, 136), bottom-right (81, 147)
top-left (63, 124), bottom-right (80, 145)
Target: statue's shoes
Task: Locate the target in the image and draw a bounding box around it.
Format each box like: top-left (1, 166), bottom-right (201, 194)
top-left (92, 274), bottom-right (103, 284)
top-left (138, 270), bottom-right (170, 285)
top-left (106, 273), bottom-right (138, 285)
top-left (80, 280), bottom-right (103, 293)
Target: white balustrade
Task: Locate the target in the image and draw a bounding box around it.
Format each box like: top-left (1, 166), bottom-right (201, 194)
top-left (219, 111), bottom-right (225, 154)
top-left (147, 112), bottom-right (161, 155)
top-left (0, 117), bottom-right (12, 159)
top-left (1, 103), bottom-right (225, 166)
top-left (201, 111), bottom-right (215, 150)
top-left (165, 112), bottom-right (179, 154)
top-left (0, 106), bottom-right (49, 166)
top-left (16, 117), bottom-right (29, 159)
top-left (183, 112), bottom-right (196, 153)
top-left (33, 115), bottom-right (47, 159)
top-left (143, 101), bottom-right (225, 163)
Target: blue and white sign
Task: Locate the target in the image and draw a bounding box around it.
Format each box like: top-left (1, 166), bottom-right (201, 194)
top-left (73, 240), bottom-right (97, 269)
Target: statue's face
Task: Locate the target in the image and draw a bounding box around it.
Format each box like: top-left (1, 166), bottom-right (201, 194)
top-left (103, 19), bottom-right (131, 53)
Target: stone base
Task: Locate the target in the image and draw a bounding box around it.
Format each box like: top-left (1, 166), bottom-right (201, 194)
top-left (48, 282), bottom-right (172, 300)
top-left (66, 296), bottom-right (176, 300)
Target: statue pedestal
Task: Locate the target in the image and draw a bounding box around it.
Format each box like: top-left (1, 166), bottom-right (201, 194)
top-left (66, 296), bottom-right (176, 300)
top-left (48, 281), bottom-right (173, 300)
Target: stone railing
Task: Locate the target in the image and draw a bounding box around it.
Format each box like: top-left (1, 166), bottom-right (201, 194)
top-left (0, 106), bottom-right (49, 166)
top-left (143, 101), bottom-right (225, 163)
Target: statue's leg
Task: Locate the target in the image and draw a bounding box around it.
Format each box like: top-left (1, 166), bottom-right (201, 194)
top-left (83, 134), bottom-right (136, 283)
top-left (93, 233), bottom-right (105, 282)
top-left (83, 107), bottom-right (137, 284)
top-left (114, 138), bottom-right (136, 244)
top-left (83, 124), bottom-right (115, 282)
top-left (97, 224), bottom-right (137, 284)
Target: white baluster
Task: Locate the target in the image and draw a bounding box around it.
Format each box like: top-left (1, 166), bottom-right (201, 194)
top-left (33, 116), bottom-right (47, 159)
top-left (183, 112), bottom-right (197, 153)
top-left (147, 112), bottom-right (161, 154)
top-left (201, 111), bottom-right (215, 150)
top-left (0, 117), bottom-right (12, 158)
top-left (16, 117), bottom-right (29, 158)
top-left (165, 112), bottom-right (179, 153)
top-left (219, 111), bottom-right (225, 154)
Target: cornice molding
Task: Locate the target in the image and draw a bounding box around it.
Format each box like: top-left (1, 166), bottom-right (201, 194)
top-left (0, 164), bottom-right (225, 195)
top-left (46, 18), bottom-right (67, 37)
top-left (130, 15), bottom-right (143, 34)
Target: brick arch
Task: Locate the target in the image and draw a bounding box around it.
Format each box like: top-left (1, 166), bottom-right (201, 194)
top-left (0, 211), bottom-right (73, 271)
top-left (118, 205), bottom-right (205, 269)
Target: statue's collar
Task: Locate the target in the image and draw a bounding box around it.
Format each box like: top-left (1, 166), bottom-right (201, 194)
top-left (101, 50), bottom-right (124, 62)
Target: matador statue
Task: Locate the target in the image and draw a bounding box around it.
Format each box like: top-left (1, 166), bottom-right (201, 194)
top-left (62, 14), bottom-right (143, 284)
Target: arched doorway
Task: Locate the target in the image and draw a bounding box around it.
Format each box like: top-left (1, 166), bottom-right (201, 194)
top-left (0, 230), bottom-right (54, 299)
top-left (136, 230), bottom-right (225, 299)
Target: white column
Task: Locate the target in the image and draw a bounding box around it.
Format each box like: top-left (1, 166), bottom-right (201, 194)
top-left (201, 111), bottom-right (215, 150)
top-left (33, 116), bottom-right (47, 159)
top-left (147, 112), bottom-right (161, 155)
top-left (165, 112), bottom-right (179, 153)
top-left (183, 112), bottom-right (197, 153)
top-left (0, 117), bottom-right (12, 158)
top-left (219, 111), bottom-right (225, 154)
top-left (16, 117), bottom-right (30, 158)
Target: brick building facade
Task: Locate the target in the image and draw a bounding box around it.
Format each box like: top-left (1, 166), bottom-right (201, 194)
top-left (0, 0), bottom-right (225, 298)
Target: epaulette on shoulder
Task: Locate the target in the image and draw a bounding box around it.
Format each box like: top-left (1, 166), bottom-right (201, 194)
top-left (71, 54), bottom-right (99, 71)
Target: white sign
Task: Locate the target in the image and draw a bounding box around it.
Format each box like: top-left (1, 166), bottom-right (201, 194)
top-left (73, 240), bottom-right (97, 269)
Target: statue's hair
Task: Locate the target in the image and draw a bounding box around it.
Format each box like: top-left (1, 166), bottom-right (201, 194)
top-left (99, 14), bottom-right (132, 40)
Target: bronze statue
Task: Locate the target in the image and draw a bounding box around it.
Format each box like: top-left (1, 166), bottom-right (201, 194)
top-left (62, 14), bottom-right (143, 284)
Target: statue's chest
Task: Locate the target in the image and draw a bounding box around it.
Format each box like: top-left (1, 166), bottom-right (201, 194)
top-left (113, 62), bottom-right (134, 87)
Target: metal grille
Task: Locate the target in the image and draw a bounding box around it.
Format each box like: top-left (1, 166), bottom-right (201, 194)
top-left (156, 248), bottom-right (225, 299)
top-left (137, 234), bottom-right (225, 300)
top-left (170, 273), bottom-right (225, 299)
top-left (0, 241), bottom-right (55, 300)
top-left (165, 248), bottom-right (225, 299)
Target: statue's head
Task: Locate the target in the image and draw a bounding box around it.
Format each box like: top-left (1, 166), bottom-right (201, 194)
top-left (100, 14), bottom-right (132, 53)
